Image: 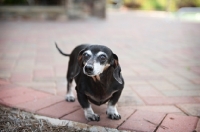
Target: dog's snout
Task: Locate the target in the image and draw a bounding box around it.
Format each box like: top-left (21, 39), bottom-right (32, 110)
top-left (85, 65), bottom-right (94, 73)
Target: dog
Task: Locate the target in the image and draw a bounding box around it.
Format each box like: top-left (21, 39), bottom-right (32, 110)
top-left (55, 43), bottom-right (124, 121)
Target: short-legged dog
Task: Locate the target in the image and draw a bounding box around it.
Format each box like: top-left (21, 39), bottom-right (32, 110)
top-left (55, 43), bottom-right (124, 121)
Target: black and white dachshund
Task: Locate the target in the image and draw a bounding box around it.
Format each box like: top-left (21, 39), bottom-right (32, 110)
top-left (55, 43), bottom-right (124, 121)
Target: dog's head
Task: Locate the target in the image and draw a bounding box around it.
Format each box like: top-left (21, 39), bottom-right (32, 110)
top-left (76, 45), bottom-right (123, 84)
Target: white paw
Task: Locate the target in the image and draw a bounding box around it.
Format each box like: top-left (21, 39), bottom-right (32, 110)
top-left (65, 94), bottom-right (75, 102)
top-left (86, 113), bottom-right (100, 121)
top-left (84, 106), bottom-right (100, 121)
top-left (106, 105), bottom-right (121, 120)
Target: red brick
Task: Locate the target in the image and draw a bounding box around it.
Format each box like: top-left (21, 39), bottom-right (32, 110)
top-left (142, 97), bottom-right (199, 105)
top-left (176, 104), bottom-right (200, 117)
top-left (36, 101), bottom-right (81, 118)
top-left (0, 79), bottom-right (9, 85)
top-left (195, 97), bottom-right (200, 102)
top-left (17, 95), bottom-right (64, 112)
top-left (33, 69), bottom-right (54, 78)
top-left (0, 84), bottom-right (20, 91)
top-left (148, 81), bottom-right (178, 91)
top-left (35, 57), bottom-right (54, 65)
top-left (129, 105), bottom-right (183, 114)
top-left (1, 91), bottom-right (51, 106)
top-left (89, 106), bottom-right (135, 128)
top-left (0, 87), bottom-right (35, 99)
top-left (191, 66), bottom-right (200, 75)
top-left (61, 109), bottom-right (88, 123)
top-left (10, 74), bottom-right (32, 82)
top-left (191, 78), bottom-right (200, 84)
top-left (157, 114), bottom-right (198, 132)
top-left (195, 119), bottom-right (200, 132)
top-left (131, 85), bottom-right (164, 97)
top-left (119, 110), bottom-right (166, 131)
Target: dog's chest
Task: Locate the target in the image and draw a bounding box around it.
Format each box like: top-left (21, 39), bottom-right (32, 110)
top-left (84, 74), bottom-right (115, 105)
top-left (85, 90), bottom-right (117, 105)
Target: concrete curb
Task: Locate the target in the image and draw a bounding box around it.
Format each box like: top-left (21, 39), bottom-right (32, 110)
top-left (1, 105), bottom-right (129, 132)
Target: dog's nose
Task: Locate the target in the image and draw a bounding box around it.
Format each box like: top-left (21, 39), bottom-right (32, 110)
top-left (85, 65), bottom-right (94, 73)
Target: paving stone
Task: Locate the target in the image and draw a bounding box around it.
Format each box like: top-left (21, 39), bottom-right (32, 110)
top-left (121, 105), bottom-right (183, 114)
top-left (124, 79), bottom-right (149, 85)
top-left (36, 101), bottom-right (81, 118)
top-left (195, 97), bottom-right (200, 102)
top-left (148, 81), bottom-right (178, 91)
top-left (161, 90), bottom-right (200, 97)
top-left (157, 114), bottom-right (198, 132)
top-left (176, 104), bottom-right (200, 117)
top-left (0, 79), bottom-right (9, 85)
top-left (191, 78), bottom-right (200, 84)
top-left (0, 83), bottom-right (20, 90)
top-left (176, 70), bottom-right (200, 80)
top-left (118, 87), bottom-right (145, 106)
top-left (142, 97), bottom-right (199, 105)
top-left (31, 87), bottom-right (57, 95)
top-left (10, 73), bottom-right (32, 82)
top-left (191, 66), bottom-right (200, 75)
top-left (55, 87), bottom-right (68, 96)
top-left (61, 109), bottom-right (88, 123)
top-left (195, 119), bottom-right (200, 132)
top-left (177, 84), bottom-right (200, 90)
top-left (16, 82), bottom-right (56, 89)
top-left (131, 85), bottom-right (164, 97)
top-left (17, 60), bottom-right (34, 66)
top-left (165, 75), bottom-right (193, 85)
top-left (119, 110), bottom-right (166, 131)
top-left (33, 69), bottom-right (55, 79)
top-left (0, 71), bottom-right (11, 78)
top-left (17, 95), bottom-right (64, 112)
top-left (1, 90), bottom-right (52, 106)
top-left (0, 87), bottom-right (36, 99)
top-left (12, 66), bottom-right (33, 73)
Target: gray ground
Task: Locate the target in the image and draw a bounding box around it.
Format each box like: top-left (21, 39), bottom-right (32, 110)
top-left (0, 105), bottom-right (81, 132)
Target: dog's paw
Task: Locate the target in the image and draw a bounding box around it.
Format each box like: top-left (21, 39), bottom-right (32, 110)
top-left (107, 112), bottom-right (121, 120)
top-left (106, 105), bottom-right (121, 120)
top-left (86, 113), bottom-right (100, 121)
top-left (65, 95), bottom-right (75, 102)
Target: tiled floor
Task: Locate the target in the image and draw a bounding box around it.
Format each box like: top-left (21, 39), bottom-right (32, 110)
top-left (0, 11), bottom-right (200, 131)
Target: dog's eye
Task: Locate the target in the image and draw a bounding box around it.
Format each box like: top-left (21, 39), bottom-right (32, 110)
top-left (99, 55), bottom-right (106, 61)
top-left (83, 53), bottom-right (90, 59)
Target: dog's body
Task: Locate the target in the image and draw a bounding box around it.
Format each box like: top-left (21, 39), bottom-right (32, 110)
top-left (56, 43), bottom-right (124, 121)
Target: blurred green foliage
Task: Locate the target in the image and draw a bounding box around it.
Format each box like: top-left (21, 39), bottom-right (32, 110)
top-left (122, 0), bottom-right (200, 11)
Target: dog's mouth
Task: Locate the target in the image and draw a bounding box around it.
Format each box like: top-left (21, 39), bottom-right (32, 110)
top-left (84, 72), bottom-right (100, 77)
top-left (83, 70), bottom-right (101, 77)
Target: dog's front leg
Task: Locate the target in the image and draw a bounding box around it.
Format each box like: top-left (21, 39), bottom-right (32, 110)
top-left (106, 90), bottom-right (122, 120)
top-left (66, 80), bottom-right (75, 102)
top-left (77, 92), bottom-right (100, 121)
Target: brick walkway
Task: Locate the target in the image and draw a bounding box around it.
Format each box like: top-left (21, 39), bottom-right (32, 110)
top-left (0, 11), bottom-right (200, 131)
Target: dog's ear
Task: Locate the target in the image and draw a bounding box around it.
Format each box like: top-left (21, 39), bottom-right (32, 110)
top-left (77, 49), bottom-right (86, 66)
top-left (72, 49), bottom-right (86, 78)
top-left (112, 54), bottom-right (123, 84)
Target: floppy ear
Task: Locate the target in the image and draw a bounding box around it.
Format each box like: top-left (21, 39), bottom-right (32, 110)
top-left (112, 54), bottom-right (123, 84)
top-left (72, 49), bottom-right (86, 78)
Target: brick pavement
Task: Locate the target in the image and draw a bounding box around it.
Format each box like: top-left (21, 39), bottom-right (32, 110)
top-left (0, 11), bottom-right (200, 131)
